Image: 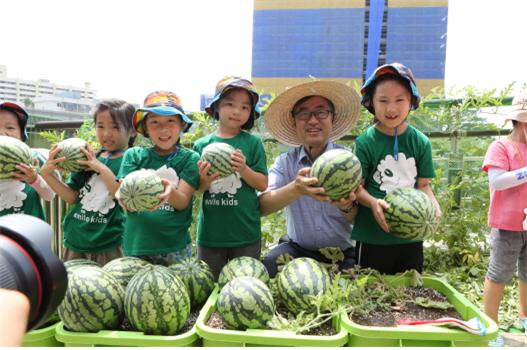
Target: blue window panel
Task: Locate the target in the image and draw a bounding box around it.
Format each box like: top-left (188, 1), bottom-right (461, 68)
top-left (252, 8), bottom-right (365, 78)
top-left (385, 7), bottom-right (448, 79)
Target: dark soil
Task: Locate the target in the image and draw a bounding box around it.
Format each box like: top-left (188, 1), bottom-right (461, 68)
top-left (351, 286), bottom-right (461, 327)
top-left (206, 310), bottom-right (338, 336)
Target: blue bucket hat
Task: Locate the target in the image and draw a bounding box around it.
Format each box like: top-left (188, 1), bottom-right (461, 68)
top-left (133, 91), bottom-right (193, 135)
top-left (361, 62), bottom-right (421, 115)
top-left (205, 76), bottom-right (260, 119)
top-left (0, 102), bottom-right (29, 141)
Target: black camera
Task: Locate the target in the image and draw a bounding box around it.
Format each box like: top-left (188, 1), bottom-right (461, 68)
top-left (0, 214), bottom-right (67, 330)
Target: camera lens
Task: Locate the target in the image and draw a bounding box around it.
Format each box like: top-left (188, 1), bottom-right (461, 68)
top-left (0, 214), bottom-right (67, 330)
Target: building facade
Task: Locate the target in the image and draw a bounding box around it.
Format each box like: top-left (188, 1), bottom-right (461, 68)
top-left (251, 0), bottom-right (448, 98)
top-left (0, 64), bottom-right (96, 105)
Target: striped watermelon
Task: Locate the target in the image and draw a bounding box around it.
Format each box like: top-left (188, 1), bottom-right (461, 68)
top-left (384, 187), bottom-right (437, 240)
top-left (119, 169), bottom-right (164, 212)
top-left (309, 149), bottom-right (362, 200)
top-left (124, 265), bottom-right (190, 335)
top-left (277, 257), bottom-right (331, 314)
top-left (63, 258), bottom-right (100, 274)
top-left (200, 142), bottom-right (235, 177)
top-left (58, 266), bottom-right (124, 332)
top-left (218, 256), bottom-right (270, 288)
top-left (103, 257), bottom-right (151, 288)
top-left (217, 276), bottom-right (275, 330)
top-left (168, 258), bottom-right (215, 309)
top-left (0, 135), bottom-right (35, 179)
top-left (56, 138), bottom-right (89, 172)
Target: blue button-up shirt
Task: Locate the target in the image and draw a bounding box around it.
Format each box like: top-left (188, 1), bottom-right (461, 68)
top-left (266, 143), bottom-right (354, 251)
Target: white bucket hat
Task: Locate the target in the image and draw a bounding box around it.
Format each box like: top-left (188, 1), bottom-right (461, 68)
top-left (509, 93), bottom-right (527, 122)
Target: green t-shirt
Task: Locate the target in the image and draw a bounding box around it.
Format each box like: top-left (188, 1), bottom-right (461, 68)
top-left (0, 150), bottom-right (46, 220)
top-left (193, 132), bottom-right (267, 247)
top-left (62, 155), bottom-right (124, 252)
top-left (352, 125), bottom-right (435, 245)
top-left (117, 147), bottom-right (200, 256)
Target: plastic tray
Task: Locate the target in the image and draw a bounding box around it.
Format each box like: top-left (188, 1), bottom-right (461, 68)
top-left (54, 321), bottom-right (200, 347)
top-left (196, 287), bottom-right (348, 347)
top-left (341, 276), bottom-right (498, 347)
top-left (23, 321), bottom-right (63, 347)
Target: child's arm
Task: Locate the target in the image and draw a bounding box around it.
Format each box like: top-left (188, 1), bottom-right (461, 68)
top-left (77, 146), bottom-right (120, 196)
top-left (160, 178), bottom-right (194, 211)
top-left (40, 145), bottom-right (78, 204)
top-left (231, 149), bottom-right (268, 192)
top-left (416, 178), bottom-right (442, 218)
top-left (356, 182), bottom-right (390, 232)
top-left (196, 160), bottom-right (220, 193)
top-left (488, 166), bottom-right (527, 190)
top-left (11, 159), bottom-right (55, 201)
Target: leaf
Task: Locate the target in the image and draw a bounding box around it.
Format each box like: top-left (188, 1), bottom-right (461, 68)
top-left (413, 297), bottom-right (453, 310)
top-left (318, 247), bottom-right (344, 264)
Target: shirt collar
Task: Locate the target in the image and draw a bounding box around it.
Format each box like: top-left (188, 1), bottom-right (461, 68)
top-left (297, 142), bottom-right (335, 165)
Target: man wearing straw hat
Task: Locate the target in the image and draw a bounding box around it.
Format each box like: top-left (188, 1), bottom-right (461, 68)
top-left (260, 80), bottom-right (361, 277)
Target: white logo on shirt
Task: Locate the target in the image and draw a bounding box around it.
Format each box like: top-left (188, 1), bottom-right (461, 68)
top-left (0, 180), bottom-right (26, 211)
top-left (373, 153), bottom-right (417, 193)
top-left (209, 172), bottom-right (242, 195)
top-left (79, 174), bottom-right (115, 214)
top-left (155, 165), bottom-right (179, 187)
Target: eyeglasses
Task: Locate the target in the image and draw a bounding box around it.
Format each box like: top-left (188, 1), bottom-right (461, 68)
top-left (293, 109), bottom-right (333, 121)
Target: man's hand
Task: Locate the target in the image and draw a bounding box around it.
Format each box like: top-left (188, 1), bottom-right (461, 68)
top-left (293, 167), bottom-right (330, 202)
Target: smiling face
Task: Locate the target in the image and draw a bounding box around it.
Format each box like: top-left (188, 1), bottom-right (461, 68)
top-left (372, 79), bottom-right (412, 134)
top-left (144, 113), bottom-right (184, 155)
top-left (216, 88), bottom-right (253, 131)
top-left (292, 95), bottom-right (334, 149)
top-left (0, 110), bottom-right (23, 140)
top-left (95, 110), bottom-right (133, 152)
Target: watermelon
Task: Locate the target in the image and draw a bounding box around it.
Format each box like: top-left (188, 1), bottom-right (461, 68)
top-left (168, 258), bottom-right (215, 309)
top-left (0, 135), bottom-right (35, 179)
top-left (124, 265), bottom-right (190, 335)
top-left (63, 258), bottom-right (100, 274)
top-left (103, 257), bottom-right (151, 288)
top-left (384, 187), bottom-right (437, 240)
top-left (217, 276), bottom-right (275, 330)
top-left (200, 142), bottom-right (235, 177)
top-left (58, 266), bottom-right (124, 332)
top-left (309, 148), bottom-right (362, 200)
top-left (56, 138), bottom-right (89, 172)
top-left (277, 257), bottom-right (331, 314)
top-left (119, 169), bottom-right (164, 212)
top-left (218, 256), bottom-right (269, 288)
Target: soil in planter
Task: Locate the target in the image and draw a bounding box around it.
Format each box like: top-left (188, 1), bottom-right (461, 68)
top-left (206, 311), bottom-right (338, 336)
top-left (351, 286), bottom-right (462, 327)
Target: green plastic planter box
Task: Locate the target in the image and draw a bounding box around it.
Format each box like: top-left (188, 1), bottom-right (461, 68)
top-left (196, 287), bottom-right (348, 347)
top-left (23, 322), bottom-right (63, 347)
top-left (54, 322), bottom-right (200, 347)
top-left (341, 276), bottom-right (498, 347)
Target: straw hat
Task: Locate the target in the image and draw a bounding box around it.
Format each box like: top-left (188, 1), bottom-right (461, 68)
top-left (264, 81), bottom-right (361, 146)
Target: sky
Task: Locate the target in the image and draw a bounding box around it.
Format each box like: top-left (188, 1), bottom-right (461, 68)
top-left (1, 0), bottom-right (526, 111)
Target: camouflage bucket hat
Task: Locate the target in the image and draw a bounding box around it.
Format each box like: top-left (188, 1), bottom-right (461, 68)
top-left (205, 76), bottom-right (260, 119)
top-left (361, 62), bottom-right (421, 114)
top-left (132, 91), bottom-right (193, 135)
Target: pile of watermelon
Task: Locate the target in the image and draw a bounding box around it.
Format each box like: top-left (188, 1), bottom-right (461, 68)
top-left (59, 257), bottom-right (215, 335)
top-left (213, 256), bottom-right (331, 331)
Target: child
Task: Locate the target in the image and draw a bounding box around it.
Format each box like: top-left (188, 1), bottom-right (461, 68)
top-left (352, 63), bottom-right (441, 275)
top-left (41, 99), bottom-right (135, 265)
top-left (193, 76), bottom-right (268, 279)
top-left (482, 93), bottom-right (527, 346)
top-left (0, 102), bottom-right (55, 220)
top-left (116, 91), bottom-right (200, 266)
